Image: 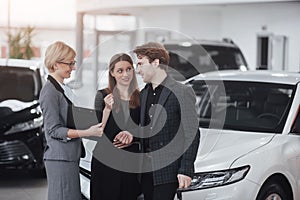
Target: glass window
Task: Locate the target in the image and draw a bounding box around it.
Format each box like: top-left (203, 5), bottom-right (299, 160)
top-left (0, 67), bottom-right (37, 102)
top-left (191, 80), bottom-right (294, 133)
top-left (165, 44), bottom-right (248, 80)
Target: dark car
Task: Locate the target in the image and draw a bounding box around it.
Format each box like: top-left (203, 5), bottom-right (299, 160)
top-left (163, 39), bottom-right (248, 81)
top-left (0, 59), bottom-right (45, 176)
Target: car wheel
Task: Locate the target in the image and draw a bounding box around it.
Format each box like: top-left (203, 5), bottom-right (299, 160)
top-left (256, 182), bottom-right (290, 200)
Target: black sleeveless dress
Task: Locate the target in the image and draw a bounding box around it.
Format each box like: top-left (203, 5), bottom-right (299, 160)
top-left (90, 89), bottom-right (141, 200)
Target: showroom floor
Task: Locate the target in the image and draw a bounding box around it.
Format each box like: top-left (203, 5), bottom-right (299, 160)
top-left (0, 171), bottom-right (47, 200)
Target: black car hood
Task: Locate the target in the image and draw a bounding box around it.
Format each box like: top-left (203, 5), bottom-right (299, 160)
top-left (0, 100), bottom-right (41, 133)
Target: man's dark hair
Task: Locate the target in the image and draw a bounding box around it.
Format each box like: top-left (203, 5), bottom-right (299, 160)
top-left (133, 42), bottom-right (170, 70)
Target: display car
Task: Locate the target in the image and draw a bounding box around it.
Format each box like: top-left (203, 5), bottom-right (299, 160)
top-left (82, 69), bottom-right (300, 200)
top-left (80, 66), bottom-right (300, 200)
top-left (164, 39), bottom-right (248, 81)
top-left (0, 59), bottom-right (46, 176)
top-left (178, 70), bottom-right (300, 200)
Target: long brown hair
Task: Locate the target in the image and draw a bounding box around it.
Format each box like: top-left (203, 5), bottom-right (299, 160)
top-left (105, 53), bottom-right (140, 111)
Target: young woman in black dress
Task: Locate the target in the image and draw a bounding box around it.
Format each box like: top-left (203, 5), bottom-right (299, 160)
top-left (90, 53), bottom-right (141, 200)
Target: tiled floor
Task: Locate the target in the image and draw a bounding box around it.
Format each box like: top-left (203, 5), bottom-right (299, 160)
top-left (0, 171), bottom-right (47, 200)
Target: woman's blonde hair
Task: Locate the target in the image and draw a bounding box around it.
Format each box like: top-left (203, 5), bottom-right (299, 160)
top-left (44, 41), bottom-right (76, 72)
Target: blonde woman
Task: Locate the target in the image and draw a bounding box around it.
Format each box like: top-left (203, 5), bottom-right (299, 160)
top-left (39, 41), bottom-right (103, 200)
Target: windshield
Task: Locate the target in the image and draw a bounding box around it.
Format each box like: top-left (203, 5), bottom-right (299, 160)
top-left (0, 66), bottom-right (40, 102)
top-left (191, 80), bottom-right (294, 133)
top-left (165, 44), bottom-right (248, 80)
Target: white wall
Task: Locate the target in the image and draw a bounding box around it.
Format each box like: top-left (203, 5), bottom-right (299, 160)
top-left (221, 2), bottom-right (300, 71)
top-left (77, 0), bottom-right (298, 12)
top-left (0, 0), bottom-right (76, 28)
top-left (133, 2), bottom-right (300, 71)
top-left (0, 0), bottom-right (77, 58)
top-left (34, 29), bottom-right (77, 59)
top-left (1, 1), bottom-right (299, 71)
top-left (180, 7), bottom-right (222, 40)
top-left (133, 7), bottom-right (181, 42)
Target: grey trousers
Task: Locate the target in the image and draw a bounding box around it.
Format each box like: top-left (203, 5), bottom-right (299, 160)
top-left (45, 160), bottom-right (81, 200)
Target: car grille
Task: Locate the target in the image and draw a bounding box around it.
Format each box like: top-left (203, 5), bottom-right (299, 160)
top-left (0, 140), bottom-right (33, 165)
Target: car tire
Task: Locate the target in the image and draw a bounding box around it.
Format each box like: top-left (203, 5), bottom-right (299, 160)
top-left (256, 181), bottom-right (290, 200)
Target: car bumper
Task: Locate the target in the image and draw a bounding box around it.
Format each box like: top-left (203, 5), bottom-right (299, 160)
top-left (80, 167), bottom-right (91, 199)
top-left (79, 167), bottom-right (259, 200)
top-left (0, 127), bottom-right (45, 169)
top-left (179, 179), bottom-right (259, 200)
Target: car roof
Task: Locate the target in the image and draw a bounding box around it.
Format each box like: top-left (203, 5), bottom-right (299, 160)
top-left (163, 39), bottom-right (238, 48)
top-left (187, 70), bottom-right (300, 85)
top-left (0, 58), bottom-right (41, 70)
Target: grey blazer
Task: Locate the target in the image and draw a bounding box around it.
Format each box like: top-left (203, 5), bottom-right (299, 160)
top-left (39, 79), bottom-right (81, 161)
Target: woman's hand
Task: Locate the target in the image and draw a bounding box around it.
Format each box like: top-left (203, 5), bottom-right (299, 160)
top-left (84, 123), bottom-right (103, 137)
top-left (104, 94), bottom-right (114, 110)
top-left (68, 123), bottom-right (103, 138)
top-left (113, 131), bottom-right (133, 148)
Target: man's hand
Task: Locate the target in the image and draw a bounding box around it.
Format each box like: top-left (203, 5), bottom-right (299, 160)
top-left (177, 174), bottom-right (192, 189)
top-left (113, 131), bottom-right (133, 148)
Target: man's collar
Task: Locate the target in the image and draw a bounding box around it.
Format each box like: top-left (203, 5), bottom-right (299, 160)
top-left (151, 75), bottom-right (168, 89)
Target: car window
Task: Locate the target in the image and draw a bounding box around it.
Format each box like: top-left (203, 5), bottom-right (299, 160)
top-left (191, 80), bottom-right (294, 133)
top-left (0, 67), bottom-right (38, 102)
top-left (165, 44), bottom-right (248, 81)
top-left (203, 46), bottom-right (247, 70)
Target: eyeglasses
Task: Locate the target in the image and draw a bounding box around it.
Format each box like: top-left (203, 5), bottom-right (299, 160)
top-left (57, 61), bottom-right (77, 67)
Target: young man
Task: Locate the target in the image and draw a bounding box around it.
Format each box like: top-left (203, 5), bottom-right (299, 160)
top-left (133, 42), bottom-right (200, 200)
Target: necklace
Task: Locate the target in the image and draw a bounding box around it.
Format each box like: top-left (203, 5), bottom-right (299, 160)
top-left (120, 93), bottom-right (130, 101)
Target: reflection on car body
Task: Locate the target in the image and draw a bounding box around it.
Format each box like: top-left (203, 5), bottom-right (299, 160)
top-left (179, 70), bottom-right (300, 200)
top-left (0, 59), bottom-right (45, 176)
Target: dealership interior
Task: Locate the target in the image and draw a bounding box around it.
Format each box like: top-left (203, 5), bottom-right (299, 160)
top-left (1, 0), bottom-right (300, 200)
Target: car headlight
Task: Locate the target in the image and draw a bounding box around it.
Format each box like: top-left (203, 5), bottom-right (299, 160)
top-left (4, 106), bottom-right (43, 135)
top-left (180, 165), bottom-right (250, 192)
